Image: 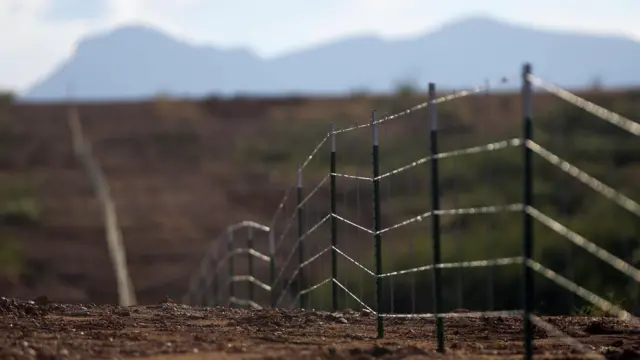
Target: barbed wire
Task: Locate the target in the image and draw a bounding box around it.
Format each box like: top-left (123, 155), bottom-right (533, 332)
top-left (273, 208), bottom-right (300, 254)
top-left (529, 315), bottom-right (604, 358)
top-left (301, 132), bottom-right (331, 171)
top-left (332, 279), bottom-right (375, 313)
top-left (333, 75), bottom-right (515, 134)
top-left (332, 213), bottom-right (375, 234)
top-left (332, 138), bottom-right (523, 182)
top-left (297, 174), bottom-right (330, 211)
top-left (527, 206), bottom-right (640, 282)
top-left (527, 140), bottom-right (640, 217)
top-left (379, 310), bottom-right (521, 319)
top-left (528, 75), bottom-right (640, 136)
top-left (332, 246), bottom-right (376, 277)
top-left (275, 246), bottom-right (331, 306)
top-left (269, 184), bottom-right (295, 228)
top-left (526, 259), bottom-right (639, 324)
top-left (379, 257), bottom-right (523, 278)
top-left (378, 204), bottom-right (523, 235)
top-left (227, 275), bottom-right (272, 292)
top-left (272, 214), bottom-right (331, 287)
top-left (297, 277), bottom-right (332, 298)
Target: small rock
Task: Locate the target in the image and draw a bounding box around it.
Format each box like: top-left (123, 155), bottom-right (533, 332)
top-left (585, 321), bottom-right (611, 334)
top-left (611, 340), bottom-right (624, 347)
top-left (33, 296), bottom-right (52, 305)
top-left (115, 309), bottom-right (131, 317)
top-left (67, 309), bottom-right (90, 317)
top-left (370, 346), bottom-right (392, 357)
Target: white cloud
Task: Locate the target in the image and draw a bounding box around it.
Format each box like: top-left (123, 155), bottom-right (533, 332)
top-left (0, 0), bottom-right (192, 92)
top-left (0, 0), bottom-right (91, 91)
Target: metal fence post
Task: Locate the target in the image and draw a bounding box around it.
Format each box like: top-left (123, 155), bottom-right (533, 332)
top-left (269, 230), bottom-right (276, 307)
top-left (330, 123), bottom-right (339, 311)
top-left (297, 167), bottom-right (307, 309)
top-left (247, 226), bottom-right (255, 304)
top-left (429, 83), bottom-right (445, 352)
top-left (522, 63), bottom-right (534, 360)
top-left (213, 256), bottom-right (220, 306)
top-left (371, 110), bottom-right (384, 338)
top-left (227, 228), bottom-right (234, 307)
top-left (204, 258), bottom-right (214, 307)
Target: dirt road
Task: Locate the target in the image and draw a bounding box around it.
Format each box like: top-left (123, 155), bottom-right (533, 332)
top-left (1, 297), bottom-right (639, 359)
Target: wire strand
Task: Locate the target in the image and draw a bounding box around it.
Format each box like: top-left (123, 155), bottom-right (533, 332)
top-left (301, 132), bottom-right (331, 171)
top-left (379, 310), bottom-right (521, 319)
top-left (378, 204), bottom-right (523, 235)
top-left (333, 76), bottom-right (513, 135)
top-left (527, 206), bottom-right (640, 282)
top-left (297, 277), bottom-right (332, 297)
top-left (332, 246), bottom-right (376, 277)
top-left (298, 174), bottom-right (330, 210)
top-left (529, 315), bottom-right (604, 358)
top-left (272, 214), bottom-right (332, 287)
top-left (275, 246), bottom-right (331, 306)
top-left (333, 279), bottom-right (375, 313)
top-left (331, 213), bottom-right (375, 234)
top-left (227, 275), bottom-right (272, 292)
top-left (527, 259), bottom-right (639, 324)
top-left (527, 141), bottom-right (640, 217)
top-left (528, 75), bottom-right (640, 137)
top-left (379, 257), bottom-right (523, 278)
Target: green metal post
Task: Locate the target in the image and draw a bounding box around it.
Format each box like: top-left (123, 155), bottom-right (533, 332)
top-left (330, 123), bottom-right (339, 311)
top-left (227, 229), bottom-right (234, 307)
top-left (522, 63), bottom-right (534, 360)
top-left (429, 83), bottom-right (445, 352)
top-left (269, 230), bottom-right (277, 308)
top-left (297, 167), bottom-right (307, 309)
top-left (213, 257), bottom-right (220, 306)
top-left (247, 227), bottom-right (255, 304)
top-left (371, 110), bottom-right (384, 338)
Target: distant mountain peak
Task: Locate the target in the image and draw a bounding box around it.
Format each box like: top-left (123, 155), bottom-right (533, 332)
top-left (427, 15), bottom-right (522, 37)
top-left (23, 18), bottom-right (640, 101)
top-left (76, 23), bottom-right (182, 50)
top-left (441, 15), bottom-right (512, 27)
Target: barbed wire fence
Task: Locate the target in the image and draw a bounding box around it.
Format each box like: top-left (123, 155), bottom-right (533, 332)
top-left (181, 62), bottom-right (640, 359)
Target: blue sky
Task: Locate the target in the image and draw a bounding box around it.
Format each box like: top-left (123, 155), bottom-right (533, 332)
top-left (2, 0), bottom-right (639, 92)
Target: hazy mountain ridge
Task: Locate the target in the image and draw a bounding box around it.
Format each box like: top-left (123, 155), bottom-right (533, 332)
top-left (24, 17), bottom-right (640, 101)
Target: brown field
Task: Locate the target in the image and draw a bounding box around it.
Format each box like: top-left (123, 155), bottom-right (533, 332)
top-left (1, 296), bottom-right (639, 359)
top-left (0, 89), bottom-right (637, 306)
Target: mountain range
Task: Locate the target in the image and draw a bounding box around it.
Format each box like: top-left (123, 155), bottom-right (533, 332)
top-left (24, 17), bottom-right (640, 101)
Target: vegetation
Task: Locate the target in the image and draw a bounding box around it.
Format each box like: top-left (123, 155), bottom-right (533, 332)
top-left (0, 95), bottom-right (40, 278)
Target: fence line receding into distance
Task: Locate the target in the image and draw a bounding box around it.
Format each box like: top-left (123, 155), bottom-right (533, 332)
top-left (182, 63), bottom-right (640, 360)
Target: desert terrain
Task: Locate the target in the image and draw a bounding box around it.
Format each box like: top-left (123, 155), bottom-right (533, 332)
top-left (2, 296), bottom-right (640, 359)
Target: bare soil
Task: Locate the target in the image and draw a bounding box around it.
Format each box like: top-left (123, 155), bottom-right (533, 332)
top-left (1, 297), bottom-right (639, 360)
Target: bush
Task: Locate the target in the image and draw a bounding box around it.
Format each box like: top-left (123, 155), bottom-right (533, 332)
top-left (0, 91), bottom-right (15, 105)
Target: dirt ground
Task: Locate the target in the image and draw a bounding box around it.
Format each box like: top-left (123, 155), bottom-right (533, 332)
top-left (1, 297), bottom-right (639, 360)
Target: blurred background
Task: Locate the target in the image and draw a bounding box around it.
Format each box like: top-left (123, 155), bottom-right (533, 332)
top-left (0, 1), bottom-right (638, 315)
